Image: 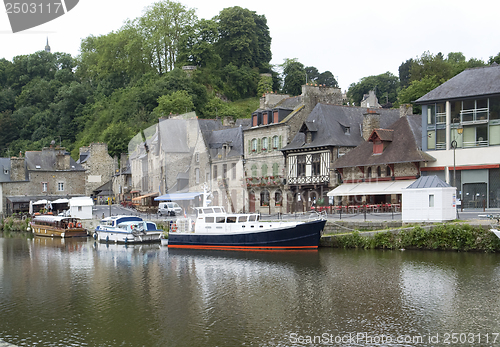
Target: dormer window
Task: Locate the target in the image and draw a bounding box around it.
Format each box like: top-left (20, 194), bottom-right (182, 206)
top-left (344, 127), bottom-right (350, 135)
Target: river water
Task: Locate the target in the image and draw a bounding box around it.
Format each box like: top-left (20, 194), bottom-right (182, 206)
top-left (1, 236), bottom-right (500, 347)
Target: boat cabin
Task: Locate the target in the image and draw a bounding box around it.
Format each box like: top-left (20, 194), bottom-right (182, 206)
top-left (32, 215), bottom-right (83, 229)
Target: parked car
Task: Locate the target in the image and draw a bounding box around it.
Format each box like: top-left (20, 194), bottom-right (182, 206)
top-left (158, 202), bottom-right (183, 216)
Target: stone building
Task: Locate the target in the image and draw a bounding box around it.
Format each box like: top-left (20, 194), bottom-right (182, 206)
top-left (243, 84), bottom-right (343, 214)
top-left (77, 142), bottom-right (116, 197)
top-left (281, 105), bottom-right (401, 212)
top-left (112, 153), bottom-right (132, 203)
top-left (209, 126), bottom-right (246, 213)
top-left (328, 115), bottom-right (436, 206)
top-left (0, 147), bottom-right (85, 215)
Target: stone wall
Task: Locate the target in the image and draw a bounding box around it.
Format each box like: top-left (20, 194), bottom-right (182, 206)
top-left (79, 143), bottom-right (115, 196)
top-left (301, 84), bottom-right (343, 116)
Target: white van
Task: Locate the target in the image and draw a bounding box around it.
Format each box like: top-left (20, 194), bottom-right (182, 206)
top-left (158, 202), bottom-right (182, 216)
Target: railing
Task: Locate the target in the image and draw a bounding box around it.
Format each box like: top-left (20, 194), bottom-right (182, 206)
top-left (463, 140), bottom-right (488, 148)
top-left (461, 108), bottom-right (489, 124)
top-left (288, 175), bottom-right (329, 185)
top-left (436, 112), bottom-right (446, 125)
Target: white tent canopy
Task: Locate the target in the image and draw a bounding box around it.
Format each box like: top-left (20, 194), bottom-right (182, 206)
top-left (327, 180), bottom-right (416, 197)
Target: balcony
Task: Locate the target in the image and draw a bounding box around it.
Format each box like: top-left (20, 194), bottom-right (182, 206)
top-left (287, 175), bottom-right (329, 185)
top-left (461, 108), bottom-right (488, 124)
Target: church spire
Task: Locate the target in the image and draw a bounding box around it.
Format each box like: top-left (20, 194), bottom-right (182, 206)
top-left (45, 37), bottom-right (50, 53)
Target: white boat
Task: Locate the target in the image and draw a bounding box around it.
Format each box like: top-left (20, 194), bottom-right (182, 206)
top-left (93, 215), bottom-right (162, 244)
top-left (167, 206), bottom-right (327, 251)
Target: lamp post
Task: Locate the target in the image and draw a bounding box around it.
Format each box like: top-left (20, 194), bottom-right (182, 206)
top-left (452, 124), bottom-right (463, 209)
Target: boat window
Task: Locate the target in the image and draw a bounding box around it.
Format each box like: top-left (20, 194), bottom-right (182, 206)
top-left (203, 208), bottom-right (213, 214)
top-left (216, 217), bottom-right (225, 223)
top-left (238, 216), bottom-right (248, 222)
top-left (226, 216), bottom-right (237, 223)
top-left (213, 207), bottom-right (223, 213)
top-left (205, 217), bottom-right (214, 223)
top-left (248, 215), bottom-right (257, 222)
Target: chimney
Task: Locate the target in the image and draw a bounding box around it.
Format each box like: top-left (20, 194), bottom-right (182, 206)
top-left (399, 104), bottom-right (413, 117)
top-left (56, 149), bottom-right (70, 170)
top-left (10, 157), bottom-right (26, 181)
top-left (362, 109), bottom-right (380, 141)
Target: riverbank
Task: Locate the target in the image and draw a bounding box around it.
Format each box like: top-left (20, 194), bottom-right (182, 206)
top-left (320, 220), bottom-right (500, 252)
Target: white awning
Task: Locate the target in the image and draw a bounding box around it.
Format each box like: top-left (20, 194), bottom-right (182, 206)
top-left (327, 180), bottom-right (415, 197)
top-left (154, 192), bottom-right (203, 201)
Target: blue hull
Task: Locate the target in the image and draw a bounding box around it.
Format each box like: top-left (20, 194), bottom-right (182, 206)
top-left (168, 219), bottom-right (326, 250)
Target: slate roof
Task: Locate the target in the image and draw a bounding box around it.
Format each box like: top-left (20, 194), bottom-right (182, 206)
top-left (415, 64), bottom-right (500, 104)
top-left (406, 175), bottom-right (451, 189)
top-left (282, 104), bottom-right (401, 151)
top-left (208, 126), bottom-right (244, 158)
top-left (0, 158), bottom-right (11, 182)
top-left (370, 129), bottom-right (394, 142)
top-left (332, 115), bottom-right (436, 169)
top-left (25, 149), bottom-right (84, 171)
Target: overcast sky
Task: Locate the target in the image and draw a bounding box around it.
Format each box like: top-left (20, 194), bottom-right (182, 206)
top-left (1, 0), bottom-right (499, 91)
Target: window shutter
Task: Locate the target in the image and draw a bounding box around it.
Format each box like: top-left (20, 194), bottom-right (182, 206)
top-left (257, 138), bottom-right (261, 153)
top-left (268, 137), bottom-right (271, 152)
top-left (248, 140), bottom-right (251, 154)
top-left (278, 135), bottom-right (282, 149)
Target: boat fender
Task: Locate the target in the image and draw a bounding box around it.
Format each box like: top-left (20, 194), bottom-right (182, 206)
top-left (106, 236), bottom-right (109, 243)
top-left (124, 238), bottom-right (128, 244)
top-left (171, 223), bottom-right (177, 232)
top-left (76, 222), bottom-right (82, 228)
top-left (68, 222), bottom-right (74, 228)
top-left (93, 232), bottom-right (97, 240)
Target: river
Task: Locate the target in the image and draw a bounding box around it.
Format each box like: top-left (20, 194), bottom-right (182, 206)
top-left (0, 236), bottom-right (499, 346)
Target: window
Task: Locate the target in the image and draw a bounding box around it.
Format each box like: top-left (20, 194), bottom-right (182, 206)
top-left (275, 190), bottom-right (282, 206)
top-left (231, 163), bottom-right (236, 180)
top-left (386, 166), bottom-right (391, 177)
top-left (57, 182), bottom-right (64, 191)
top-left (195, 168), bottom-right (200, 184)
top-left (297, 156), bottom-right (306, 176)
top-left (377, 166), bottom-right (381, 177)
top-left (262, 137), bottom-right (268, 151)
top-left (312, 154), bottom-right (321, 175)
top-left (78, 206), bottom-right (82, 212)
top-left (223, 164), bottom-right (227, 179)
top-left (260, 190), bottom-right (270, 206)
top-left (42, 182), bottom-right (47, 192)
top-left (261, 164), bottom-right (268, 177)
top-left (367, 167), bottom-right (372, 178)
top-left (251, 139), bottom-right (257, 153)
top-left (252, 115), bottom-right (258, 126)
top-left (429, 194), bottom-right (434, 207)
top-left (272, 135), bottom-right (279, 149)
top-left (251, 164), bottom-right (257, 177)
top-left (213, 165), bottom-right (218, 179)
top-left (272, 163), bottom-right (279, 177)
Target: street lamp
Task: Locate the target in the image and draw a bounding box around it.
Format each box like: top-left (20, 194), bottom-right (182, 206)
top-left (452, 124), bottom-right (463, 207)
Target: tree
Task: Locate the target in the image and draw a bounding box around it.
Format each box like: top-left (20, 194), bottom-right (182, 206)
top-left (317, 71), bottom-right (338, 87)
top-left (155, 90), bottom-right (194, 115)
top-left (215, 7), bottom-right (271, 70)
top-left (305, 66), bottom-right (320, 83)
top-left (489, 52), bottom-right (500, 65)
top-left (177, 18), bottom-right (220, 69)
top-left (138, 0), bottom-right (197, 74)
top-left (281, 58), bottom-right (305, 96)
top-left (257, 74), bottom-right (273, 96)
top-left (398, 76), bottom-right (441, 113)
top-left (398, 58), bottom-right (414, 89)
top-left (347, 72), bottom-right (399, 106)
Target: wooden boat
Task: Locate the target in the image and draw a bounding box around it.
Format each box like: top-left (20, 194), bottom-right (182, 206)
top-left (93, 215), bottom-right (162, 244)
top-left (30, 215), bottom-right (88, 238)
top-left (167, 206), bottom-right (327, 251)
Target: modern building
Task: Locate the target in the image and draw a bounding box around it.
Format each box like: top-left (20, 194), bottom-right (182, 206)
top-left (415, 63), bottom-right (500, 208)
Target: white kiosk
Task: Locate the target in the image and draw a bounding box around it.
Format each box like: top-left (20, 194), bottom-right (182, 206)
top-left (402, 176), bottom-right (457, 222)
top-left (69, 197), bottom-right (94, 219)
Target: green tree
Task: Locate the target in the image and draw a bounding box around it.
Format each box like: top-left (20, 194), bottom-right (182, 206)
top-left (398, 76), bottom-right (441, 113)
top-left (138, 0), bottom-right (197, 75)
top-left (281, 58), bottom-right (305, 96)
top-left (257, 74), bottom-right (272, 96)
top-left (215, 7), bottom-right (271, 70)
top-left (317, 71), bottom-right (338, 87)
top-left (347, 72), bottom-right (399, 106)
top-left (177, 18), bottom-right (220, 69)
top-left (155, 90), bottom-right (194, 115)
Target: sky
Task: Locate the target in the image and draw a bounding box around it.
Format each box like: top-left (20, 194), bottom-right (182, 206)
top-left (1, 0), bottom-right (500, 91)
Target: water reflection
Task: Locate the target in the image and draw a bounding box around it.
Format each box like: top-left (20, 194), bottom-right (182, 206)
top-left (0, 239), bottom-right (500, 346)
